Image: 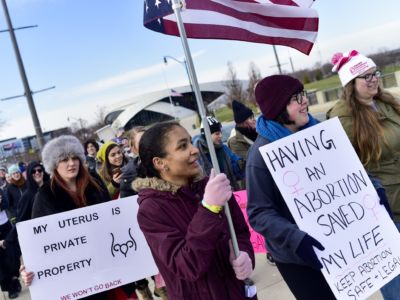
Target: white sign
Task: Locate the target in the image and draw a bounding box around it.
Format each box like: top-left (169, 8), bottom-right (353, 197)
top-left (259, 118), bottom-right (400, 300)
top-left (17, 196), bottom-right (158, 300)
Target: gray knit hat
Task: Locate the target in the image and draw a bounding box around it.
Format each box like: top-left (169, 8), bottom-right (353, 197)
top-left (41, 135), bottom-right (86, 176)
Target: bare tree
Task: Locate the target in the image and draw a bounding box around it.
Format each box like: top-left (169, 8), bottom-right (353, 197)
top-left (69, 118), bottom-right (91, 142)
top-left (247, 61), bottom-right (262, 104)
top-left (223, 61), bottom-right (246, 106)
top-left (68, 106), bottom-right (111, 143)
top-left (93, 105), bottom-right (108, 127)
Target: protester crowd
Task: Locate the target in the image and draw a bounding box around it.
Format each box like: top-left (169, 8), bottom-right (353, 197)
top-left (0, 49), bottom-right (399, 300)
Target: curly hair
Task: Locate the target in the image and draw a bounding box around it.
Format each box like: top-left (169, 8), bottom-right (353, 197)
top-left (83, 139), bottom-right (99, 155)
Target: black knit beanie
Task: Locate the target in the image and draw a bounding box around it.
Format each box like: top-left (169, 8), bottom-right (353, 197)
top-left (201, 116), bottom-right (222, 135)
top-left (232, 100), bottom-right (253, 123)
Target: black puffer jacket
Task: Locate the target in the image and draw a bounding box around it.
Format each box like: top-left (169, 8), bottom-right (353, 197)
top-left (120, 157), bottom-right (140, 198)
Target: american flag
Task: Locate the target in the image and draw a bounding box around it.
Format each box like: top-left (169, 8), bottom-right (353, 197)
top-left (143, 0), bottom-right (318, 55)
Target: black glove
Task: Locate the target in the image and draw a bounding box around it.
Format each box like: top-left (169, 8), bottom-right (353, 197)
top-left (377, 188), bottom-right (393, 219)
top-left (296, 234), bottom-right (325, 270)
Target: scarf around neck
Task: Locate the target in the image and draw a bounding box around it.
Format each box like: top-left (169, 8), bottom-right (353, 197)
top-left (235, 125), bottom-right (258, 141)
top-left (256, 114), bottom-right (319, 142)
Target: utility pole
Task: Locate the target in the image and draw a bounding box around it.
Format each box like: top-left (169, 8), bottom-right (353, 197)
top-left (289, 55), bottom-right (295, 73)
top-left (1, 0), bottom-right (45, 149)
top-left (272, 45), bottom-right (282, 74)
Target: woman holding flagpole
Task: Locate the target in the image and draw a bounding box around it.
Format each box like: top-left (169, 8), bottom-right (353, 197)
top-left (133, 121), bottom-right (256, 300)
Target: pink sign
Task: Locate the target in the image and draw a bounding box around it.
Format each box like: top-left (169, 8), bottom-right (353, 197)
top-left (234, 190), bottom-right (267, 253)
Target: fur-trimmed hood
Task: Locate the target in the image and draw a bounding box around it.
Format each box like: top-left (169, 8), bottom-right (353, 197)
top-left (133, 175), bottom-right (208, 206)
top-left (132, 169), bottom-right (205, 195)
top-left (132, 177), bottom-right (181, 194)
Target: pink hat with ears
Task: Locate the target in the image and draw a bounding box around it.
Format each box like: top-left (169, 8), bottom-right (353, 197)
top-left (331, 50), bottom-right (376, 87)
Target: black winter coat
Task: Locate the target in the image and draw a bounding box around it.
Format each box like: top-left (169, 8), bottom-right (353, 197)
top-left (119, 157), bottom-right (140, 198)
top-left (32, 180), bottom-right (109, 218)
top-left (0, 188), bottom-right (7, 212)
top-left (32, 179), bottom-right (110, 300)
top-left (6, 182), bottom-right (26, 221)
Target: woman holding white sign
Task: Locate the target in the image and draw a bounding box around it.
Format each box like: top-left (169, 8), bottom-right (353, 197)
top-left (134, 122), bottom-right (256, 300)
top-left (21, 135), bottom-right (129, 300)
top-left (327, 50), bottom-right (400, 300)
top-left (246, 75), bottom-right (336, 299)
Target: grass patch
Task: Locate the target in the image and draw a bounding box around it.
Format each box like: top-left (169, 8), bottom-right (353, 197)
top-left (305, 75), bottom-right (341, 91)
top-left (214, 103), bottom-right (259, 123)
top-left (383, 65), bottom-right (400, 74)
top-left (214, 107), bottom-right (233, 122)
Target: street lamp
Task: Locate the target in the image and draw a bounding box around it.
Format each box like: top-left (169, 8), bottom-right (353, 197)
top-left (163, 55), bottom-right (199, 118)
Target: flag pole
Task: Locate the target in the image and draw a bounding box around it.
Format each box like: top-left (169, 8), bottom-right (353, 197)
top-left (168, 93), bottom-right (177, 120)
top-left (171, 0), bottom-right (240, 257)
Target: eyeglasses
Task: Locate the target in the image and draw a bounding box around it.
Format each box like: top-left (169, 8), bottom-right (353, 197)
top-left (31, 168), bottom-right (43, 175)
top-left (356, 70), bottom-right (382, 82)
top-left (291, 90), bottom-right (308, 104)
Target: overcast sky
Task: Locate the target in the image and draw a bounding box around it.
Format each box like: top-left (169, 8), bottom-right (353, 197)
top-left (0, 0), bottom-right (399, 140)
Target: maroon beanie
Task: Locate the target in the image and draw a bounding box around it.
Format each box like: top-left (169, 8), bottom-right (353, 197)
top-left (255, 75), bottom-right (303, 120)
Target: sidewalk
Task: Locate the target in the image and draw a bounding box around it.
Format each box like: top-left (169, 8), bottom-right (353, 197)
top-left (8, 253), bottom-right (383, 300)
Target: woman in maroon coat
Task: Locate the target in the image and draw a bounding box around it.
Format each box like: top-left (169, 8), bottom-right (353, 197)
top-left (133, 122), bottom-right (257, 300)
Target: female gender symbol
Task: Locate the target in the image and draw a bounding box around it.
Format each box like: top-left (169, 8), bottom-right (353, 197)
top-left (363, 194), bottom-right (379, 221)
top-left (282, 170), bottom-right (303, 196)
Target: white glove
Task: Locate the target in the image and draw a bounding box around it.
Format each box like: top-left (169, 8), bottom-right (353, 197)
top-left (229, 242), bottom-right (253, 280)
top-left (203, 169), bottom-right (232, 207)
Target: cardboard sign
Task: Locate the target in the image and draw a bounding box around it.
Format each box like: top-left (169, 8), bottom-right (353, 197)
top-left (234, 190), bottom-right (267, 253)
top-left (258, 117), bottom-right (400, 300)
top-left (17, 196), bottom-right (158, 300)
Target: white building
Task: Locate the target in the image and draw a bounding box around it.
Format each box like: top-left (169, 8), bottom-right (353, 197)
top-left (98, 81), bottom-right (227, 141)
